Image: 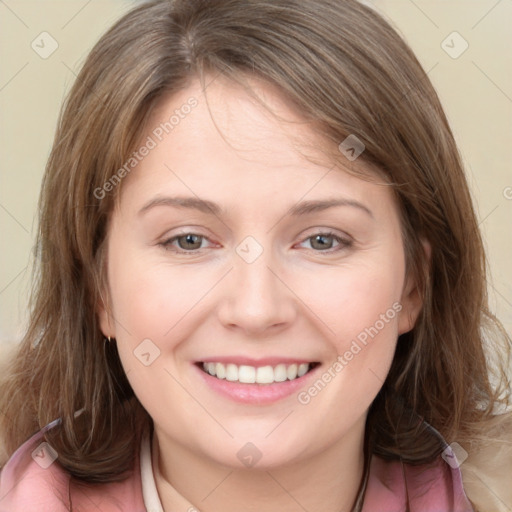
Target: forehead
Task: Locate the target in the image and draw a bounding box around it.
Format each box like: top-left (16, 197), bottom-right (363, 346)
top-left (148, 75), bottom-right (332, 165)
top-left (116, 75), bottom-right (394, 216)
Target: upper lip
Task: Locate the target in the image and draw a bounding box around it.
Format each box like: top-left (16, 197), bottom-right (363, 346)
top-left (197, 357), bottom-right (318, 367)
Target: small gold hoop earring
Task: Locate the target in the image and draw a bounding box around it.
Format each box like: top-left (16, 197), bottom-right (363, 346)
top-left (107, 336), bottom-right (112, 343)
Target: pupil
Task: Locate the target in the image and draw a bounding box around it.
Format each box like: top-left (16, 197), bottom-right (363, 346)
top-left (313, 234), bottom-right (331, 250)
top-left (178, 234), bottom-right (333, 251)
top-left (181, 234), bottom-right (200, 249)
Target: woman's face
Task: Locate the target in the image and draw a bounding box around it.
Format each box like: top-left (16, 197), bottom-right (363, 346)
top-left (99, 76), bottom-right (422, 469)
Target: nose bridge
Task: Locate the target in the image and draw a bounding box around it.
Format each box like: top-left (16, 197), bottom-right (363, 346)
top-left (217, 234), bottom-right (295, 332)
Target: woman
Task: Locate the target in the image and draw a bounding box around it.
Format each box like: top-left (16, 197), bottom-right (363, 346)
top-left (0, 0), bottom-right (510, 510)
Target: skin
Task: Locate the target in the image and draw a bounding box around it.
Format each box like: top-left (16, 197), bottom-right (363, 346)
top-left (99, 75), bottom-right (424, 512)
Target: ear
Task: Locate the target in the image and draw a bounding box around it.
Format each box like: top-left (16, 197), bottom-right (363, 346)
top-left (397, 239), bottom-right (431, 335)
top-left (98, 288), bottom-right (116, 339)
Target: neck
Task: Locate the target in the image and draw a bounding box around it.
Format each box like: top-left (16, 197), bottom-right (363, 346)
top-left (152, 421), bottom-right (366, 512)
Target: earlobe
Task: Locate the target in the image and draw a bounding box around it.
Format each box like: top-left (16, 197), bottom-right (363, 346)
top-left (97, 290), bottom-right (115, 339)
top-left (397, 279), bottom-right (422, 335)
top-left (397, 238), bottom-right (431, 335)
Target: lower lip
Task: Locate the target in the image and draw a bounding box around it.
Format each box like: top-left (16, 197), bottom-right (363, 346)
top-left (194, 364), bottom-right (319, 404)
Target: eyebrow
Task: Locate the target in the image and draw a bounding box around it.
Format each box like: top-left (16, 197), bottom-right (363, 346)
top-left (138, 195), bottom-right (374, 219)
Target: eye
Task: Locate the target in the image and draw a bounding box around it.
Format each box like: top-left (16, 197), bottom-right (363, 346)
top-left (298, 231), bottom-right (352, 253)
top-left (160, 233), bottom-right (211, 253)
top-left (159, 230), bottom-right (353, 255)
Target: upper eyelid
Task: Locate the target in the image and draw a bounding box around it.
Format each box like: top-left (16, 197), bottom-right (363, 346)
top-left (162, 227), bottom-right (350, 242)
top-left (161, 229), bottom-right (352, 251)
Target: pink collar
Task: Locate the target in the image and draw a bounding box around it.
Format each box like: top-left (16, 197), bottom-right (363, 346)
top-left (0, 419), bottom-right (474, 511)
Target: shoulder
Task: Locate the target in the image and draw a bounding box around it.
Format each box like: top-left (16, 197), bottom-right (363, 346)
top-left (0, 419), bottom-right (71, 511)
top-left (460, 412), bottom-right (512, 512)
top-left (0, 418), bottom-right (146, 512)
top-left (364, 451), bottom-right (475, 511)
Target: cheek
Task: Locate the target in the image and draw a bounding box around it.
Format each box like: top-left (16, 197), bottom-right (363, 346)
top-left (106, 252), bottom-right (195, 412)
top-left (292, 258), bottom-right (404, 344)
top-left (334, 270), bottom-right (402, 346)
top-left (292, 259), bottom-right (403, 406)
top-left (108, 250), bottom-right (210, 340)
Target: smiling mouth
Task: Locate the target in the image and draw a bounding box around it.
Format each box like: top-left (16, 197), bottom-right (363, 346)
top-left (198, 361), bottom-right (320, 385)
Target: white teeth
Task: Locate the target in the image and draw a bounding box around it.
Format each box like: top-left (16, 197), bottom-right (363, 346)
top-left (226, 363), bottom-right (238, 381)
top-left (201, 361), bottom-right (313, 384)
top-left (239, 365), bottom-right (256, 383)
top-left (256, 365), bottom-right (275, 384)
top-left (287, 364), bottom-right (298, 380)
top-left (215, 362), bottom-right (226, 379)
top-left (274, 364), bottom-right (288, 382)
top-left (298, 363), bottom-right (309, 377)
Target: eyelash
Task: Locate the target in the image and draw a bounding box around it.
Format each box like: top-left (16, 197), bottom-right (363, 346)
top-left (159, 230), bottom-right (353, 255)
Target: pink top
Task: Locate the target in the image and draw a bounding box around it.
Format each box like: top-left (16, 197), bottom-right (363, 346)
top-left (0, 419), bottom-right (475, 511)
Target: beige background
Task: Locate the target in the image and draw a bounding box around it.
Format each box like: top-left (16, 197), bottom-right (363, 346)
top-left (0, 0), bottom-right (511, 352)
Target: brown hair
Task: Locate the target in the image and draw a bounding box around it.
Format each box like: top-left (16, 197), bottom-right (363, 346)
top-left (1, 0), bottom-right (510, 486)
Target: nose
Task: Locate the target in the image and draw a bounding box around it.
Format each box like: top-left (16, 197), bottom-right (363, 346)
top-left (216, 241), bottom-right (297, 336)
